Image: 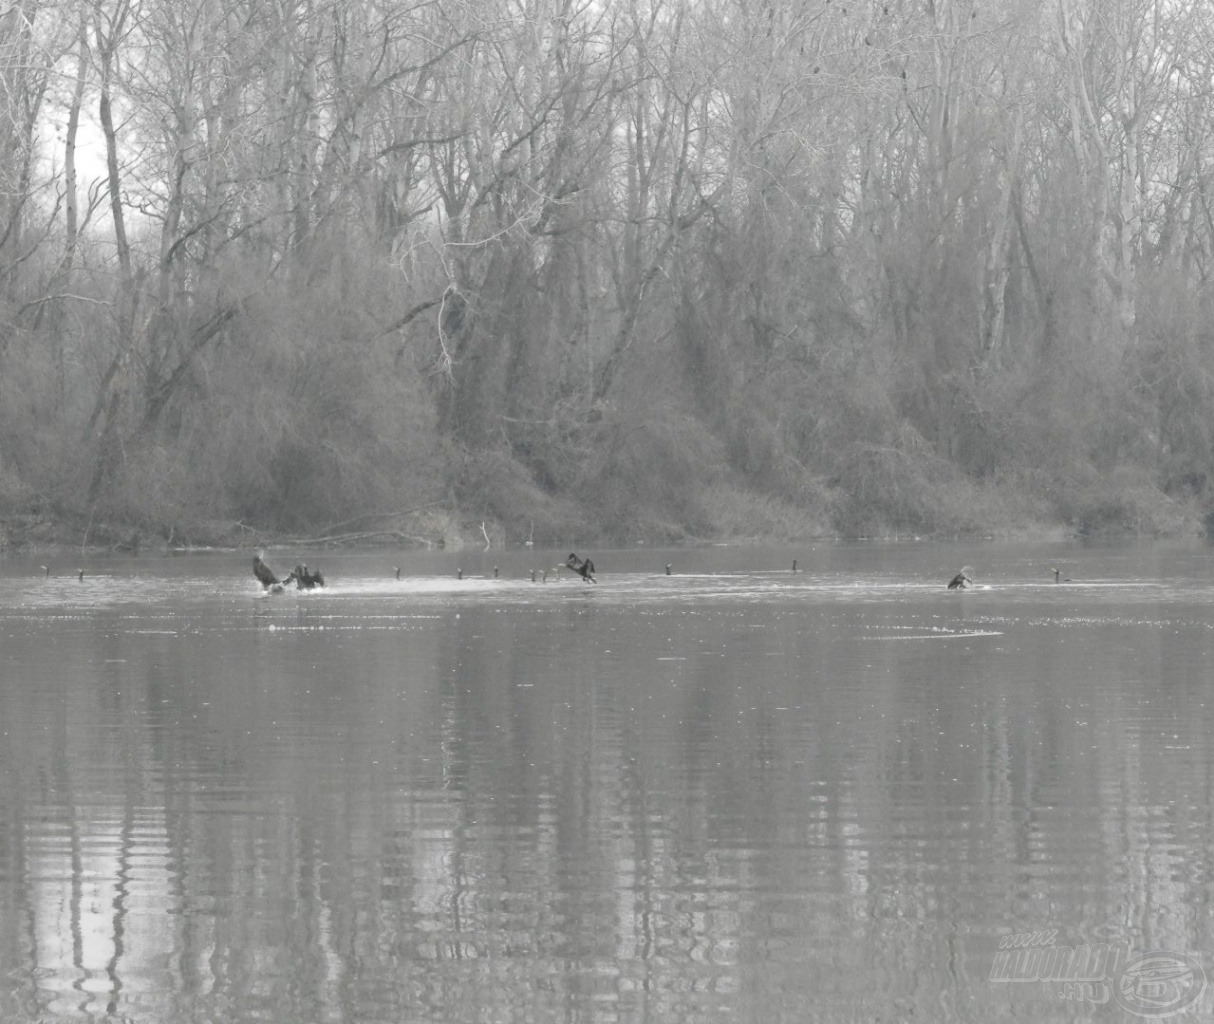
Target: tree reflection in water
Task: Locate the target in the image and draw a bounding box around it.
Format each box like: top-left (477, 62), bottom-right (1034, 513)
top-left (0, 546), bottom-right (1212, 1022)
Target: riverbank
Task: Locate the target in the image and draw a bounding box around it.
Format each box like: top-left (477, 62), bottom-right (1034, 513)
top-left (1, 476), bottom-right (1206, 558)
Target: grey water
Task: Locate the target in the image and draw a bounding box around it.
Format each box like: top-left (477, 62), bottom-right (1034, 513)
top-left (1, 541), bottom-right (1212, 1022)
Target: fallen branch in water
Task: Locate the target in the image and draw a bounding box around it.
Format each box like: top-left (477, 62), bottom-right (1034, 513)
top-left (288, 529), bottom-right (438, 547)
top-left (315, 502), bottom-right (442, 538)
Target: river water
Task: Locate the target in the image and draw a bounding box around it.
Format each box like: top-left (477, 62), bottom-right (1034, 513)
top-left (0, 541), bottom-right (1211, 1022)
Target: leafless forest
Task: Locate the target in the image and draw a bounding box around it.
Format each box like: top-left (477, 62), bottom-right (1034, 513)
top-left (1, 0), bottom-right (1212, 547)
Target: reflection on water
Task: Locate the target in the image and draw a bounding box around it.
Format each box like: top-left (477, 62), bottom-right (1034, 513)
top-left (2, 543), bottom-right (1214, 1021)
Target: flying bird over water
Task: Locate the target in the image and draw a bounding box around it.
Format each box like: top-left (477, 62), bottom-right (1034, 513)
top-left (566, 553), bottom-right (596, 583)
top-left (947, 566), bottom-right (973, 589)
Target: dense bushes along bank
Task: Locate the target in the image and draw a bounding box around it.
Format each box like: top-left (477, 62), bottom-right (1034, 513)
top-left (3, 1), bottom-right (1214, 551)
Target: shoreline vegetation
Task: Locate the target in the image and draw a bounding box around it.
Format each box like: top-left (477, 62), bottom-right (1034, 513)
top-left (0, 476), bottom-right (1205, 557)
top-left (5, 4), bottom-right (1214, 559)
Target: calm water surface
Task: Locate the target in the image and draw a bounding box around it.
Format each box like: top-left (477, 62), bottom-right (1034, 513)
top-left (1, 542), bottom-right (1213, 1022)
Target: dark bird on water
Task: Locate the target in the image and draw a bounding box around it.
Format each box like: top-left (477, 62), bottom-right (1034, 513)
top-left (287, 564), bottom-right (325, 589)
top-left (255, 556), bottom-right (324, 591)
top-left (947, 566), bottom-right (974, 589)
top-left (566, 553), bottom-right (596, 583)
top-left (253, 554), bottom-right (284, 592)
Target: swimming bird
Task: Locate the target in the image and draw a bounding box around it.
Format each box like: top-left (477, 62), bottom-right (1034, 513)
top-left (253, 554), bottom-right (284, 592)
top-left (947, 566), bottom-right (973, 589)
top-left (288, 564), bottom-right (325, 589)
top-left (566, 553), bottom-right (596, 583)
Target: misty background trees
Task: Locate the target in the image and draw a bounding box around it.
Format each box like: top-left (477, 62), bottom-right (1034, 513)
top-left (1, 0), bottom-right (1213, 546)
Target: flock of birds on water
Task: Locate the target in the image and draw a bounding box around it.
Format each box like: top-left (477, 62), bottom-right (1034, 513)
top-left (242, 555), bottom-right (1073, 594)
top-left (252, 551), bottom-right (598, 591)
top-left (32, 555), bottom-right (1080, 593)
top-left (33, 551), bottom-right (1078, 592)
